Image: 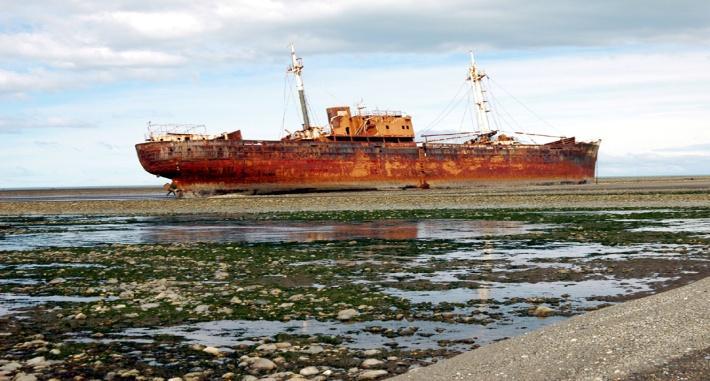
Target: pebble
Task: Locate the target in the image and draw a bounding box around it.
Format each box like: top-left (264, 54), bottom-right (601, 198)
top-left (361, 358), bottom-right (384, 368)
top-left (336, 308), bottom-right (359, 321)
top-left (183, 372), bottom-right (205, 381)
top-left (74, 312), bottom-right (87, 320)
top-left (13, 373), bottom-right (37, 381)
top-left (25, 357), bottom-right (47, 368)
top-left (358, 370), bottom-right (388, 380)
top-left (249, 358), bottom-right (277, 371)
top-left (299, 366), bottom-right (319, 376)
top-left (48, 278), bottom-right (66, 285)
top-left (194, 305), bottom-right (210, 314)
top-left (272, 356), bottom-right (285, 365)
top-left (302, 345), bottom-right (324, 354)
top-left (120, 369), bottom-right (140, 377)
top-left (202, 346), bottom-right (222, 356)
top-left (240, 376), bottom-right (257, 381)
top-left (533, 305), bottom-right (554, 317)
top-left (1, 362), bottom-right (21, 372)
top-left (229, 297), bottom-right (242, 305)
top-left (167, 378), bottom-right (183, 381)
top-left (363, 349), bottom-right (381, 356)
top-left (256, 343), bottom-right (277, 352)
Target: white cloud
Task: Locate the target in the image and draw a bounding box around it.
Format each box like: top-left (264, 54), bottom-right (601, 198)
top-left (0, 115), bottom-right (95, 133)
top-left (0, 0), bottom-right (709, 94)
top-left (98, 11), bottom-right (208, 39)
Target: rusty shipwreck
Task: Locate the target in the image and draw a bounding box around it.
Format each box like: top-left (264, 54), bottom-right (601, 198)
top-left (136, 46), bottom-right (600, 196)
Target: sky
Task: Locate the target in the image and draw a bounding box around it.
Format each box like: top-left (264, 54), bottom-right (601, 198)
top-left (1, 0), bottom-right (709, 188)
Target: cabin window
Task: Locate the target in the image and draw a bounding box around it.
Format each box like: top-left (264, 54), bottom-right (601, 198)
top-left (386, 125), bottom-right (390, 129)
top-left (345, 127), bottom-right (350, 135)
top-left (185, 137), bottom-right (190, 141)
top-left (401, 126), bottom-right (405, 129)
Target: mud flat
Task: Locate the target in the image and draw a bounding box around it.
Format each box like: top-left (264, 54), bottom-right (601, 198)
top-left (0, 176), bottom-right (709, 215)
top-left (391, 276), bottom-right (710, 381)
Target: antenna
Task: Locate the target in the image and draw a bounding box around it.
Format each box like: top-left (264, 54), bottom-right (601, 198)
top-left (287, 43), bottom-right (311, 129)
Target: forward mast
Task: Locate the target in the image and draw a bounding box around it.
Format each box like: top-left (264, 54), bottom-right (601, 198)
top-left (468, 51), bottom-right (490, 133)
top-left (288, 44), bottom-right (311, 130)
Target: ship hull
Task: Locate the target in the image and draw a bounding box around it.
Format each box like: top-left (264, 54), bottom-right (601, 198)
top-left (136, 139), bottom-right (599, 195)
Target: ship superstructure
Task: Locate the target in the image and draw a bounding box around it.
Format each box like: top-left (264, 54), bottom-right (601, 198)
top-left (136, 46), bottom-right (599, 196)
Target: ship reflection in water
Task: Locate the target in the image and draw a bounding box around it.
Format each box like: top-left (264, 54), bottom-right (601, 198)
top-left (141, 219), bottom-right (538, 244)
top-left (0, 217), bottom-right (547, 251)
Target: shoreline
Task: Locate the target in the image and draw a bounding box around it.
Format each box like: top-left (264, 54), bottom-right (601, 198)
top-left (391, 276), bottom-right (710, 381)
top-left (1, 176), bottom-right (709, 216)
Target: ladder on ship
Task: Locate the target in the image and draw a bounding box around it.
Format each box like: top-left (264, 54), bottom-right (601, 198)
top-left (417, 144), bottom-right (429, 189)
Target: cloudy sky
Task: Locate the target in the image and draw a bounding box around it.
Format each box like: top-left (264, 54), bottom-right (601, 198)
top-left (2, 0), bottom-right (709, 187)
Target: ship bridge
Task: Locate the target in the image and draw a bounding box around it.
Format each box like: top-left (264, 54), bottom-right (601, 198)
top-left (326, 106), bottom-right (415, 142)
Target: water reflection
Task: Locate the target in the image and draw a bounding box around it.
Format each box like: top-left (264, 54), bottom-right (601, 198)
top-left (1, 218), bottom-right (546, 251)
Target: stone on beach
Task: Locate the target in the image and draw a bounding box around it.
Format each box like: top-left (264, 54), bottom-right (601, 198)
top-left (249, 358), bottom-right (277, 371)
top-left (202, 346), bottom-right (222, 356)
top-left (0, 362), bottom-right (21, 372)
top-left (194, 305), bottom-right (210, 314)
top-left (301, 345), bottom-right (324, 354)
top-left (13, 373), bottom-right (37, 381)
top-left (361, 358), bottom-right (384, 368)
top-left (358, 369), bottom-right (389, 380)
top-left (256, 343), bottom-right (277, 352)
top-left (299, 366), bottom-right (320, 376)
top-left (533, 305), bottom-right (554, 317)
top-left (337, 308), bottom-right (359, 321)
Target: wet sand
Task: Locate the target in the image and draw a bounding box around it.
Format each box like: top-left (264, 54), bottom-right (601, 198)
top-left (1, 176), bottom-right (708, 215)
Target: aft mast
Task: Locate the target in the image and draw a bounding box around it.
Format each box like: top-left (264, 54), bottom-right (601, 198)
top-left (288, 44), bottom-right (311, 129)
top-left (468, 51), bottom-right (490, 132)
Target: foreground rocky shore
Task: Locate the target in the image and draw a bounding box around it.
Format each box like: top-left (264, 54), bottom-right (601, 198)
top-left (392, 276), bottom-right (710, 381)
top-left (1, 203), bottom-right (708, 380)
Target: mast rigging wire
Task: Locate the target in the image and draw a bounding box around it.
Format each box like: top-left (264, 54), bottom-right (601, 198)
top-left (419, 80), bottom-right (469, 135)
top-left (488, 77), bottom-right (565, 137)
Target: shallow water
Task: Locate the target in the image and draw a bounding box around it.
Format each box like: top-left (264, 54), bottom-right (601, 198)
top-left (630, 218), bottom-right (710, 237)
top-left (382, 277), bottom-right (667, 304)
top-left (0, 293), bottom-right (110, 317)
top-left (112, 315), bottom-right (565, 351)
